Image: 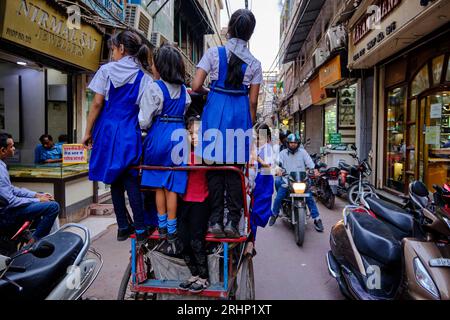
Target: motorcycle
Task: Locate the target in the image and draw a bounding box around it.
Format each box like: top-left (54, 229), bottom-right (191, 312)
top-left (337, 145), bottom-right (375, 205)
top-left (327, 181), bottom-right (450, 300)
top-left (0, 223), bottom-right (103, 300)
top-left (311, 153), bottom-right (340, 210)
top-left (278, 170), bottom-right (312, 247)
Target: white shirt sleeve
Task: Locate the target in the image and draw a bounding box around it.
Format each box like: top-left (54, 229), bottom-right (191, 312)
top-left (139, 82), bottom-right (164, 130)
top-left (197, 47), bottom-right (216, 75)
top-left (88, 64), bottom-right (109, 96)
top-left (184, 87), bottom-right (192, 113)
top-left (250, 61), bottom-right (263, 85)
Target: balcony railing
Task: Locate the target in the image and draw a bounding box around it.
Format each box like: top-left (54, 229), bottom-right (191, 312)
top-left (79, 0), bottom-right (125, 21)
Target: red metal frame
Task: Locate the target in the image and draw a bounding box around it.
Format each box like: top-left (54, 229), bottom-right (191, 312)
top-left (11, 221), bottom-right (31, 241)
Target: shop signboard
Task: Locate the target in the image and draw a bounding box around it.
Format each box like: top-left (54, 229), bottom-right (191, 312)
top-left (348, 0), bottom-right (449, 69)
top-left (63, 144), bottom-right (87, 164)
top-left (319, 55), bottom-right (342, 88)
top-left (329, 133), bottom-right (342, 145)
top-left (0, 0), bottom-right (103, 71)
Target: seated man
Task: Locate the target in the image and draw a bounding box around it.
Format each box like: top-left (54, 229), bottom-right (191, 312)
top-left (269, 134), bottom-right (324, 232)
top-left (35, 134), bottom-right (63, 164)
top-left (0, 133), bottom-right (60, 244)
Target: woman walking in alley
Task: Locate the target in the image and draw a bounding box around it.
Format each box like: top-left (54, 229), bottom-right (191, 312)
top-left (82, 30), bottom-right (153, 246)
top-left (191, 9), bottom-right (263, 238)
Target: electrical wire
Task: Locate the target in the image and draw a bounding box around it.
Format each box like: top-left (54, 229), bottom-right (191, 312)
top-left (225, 0), bottom-right (231, 19)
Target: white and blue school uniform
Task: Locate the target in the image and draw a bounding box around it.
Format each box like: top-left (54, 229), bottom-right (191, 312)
top-left (140, 80), bottom-right (191, 194)
top-left (88, 56), bottom-right (153, 184)
top-left (250, 143), bottom-right (275, 239)
top-left (197, 38), bottom-right (263, 164)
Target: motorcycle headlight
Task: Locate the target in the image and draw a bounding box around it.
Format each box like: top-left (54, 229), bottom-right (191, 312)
top-left (414, 258), bottom-right (440, 299)
top-left (293, 182), bottom-right (307, 194)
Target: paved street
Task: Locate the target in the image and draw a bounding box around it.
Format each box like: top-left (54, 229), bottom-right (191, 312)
top-left (86, 198), bottom-right (346, 300)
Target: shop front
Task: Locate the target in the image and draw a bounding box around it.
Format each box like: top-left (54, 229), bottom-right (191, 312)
top-left (0, 0), bottom-right (104, 220)
top-left (347, 0), bottom-right (450, 195)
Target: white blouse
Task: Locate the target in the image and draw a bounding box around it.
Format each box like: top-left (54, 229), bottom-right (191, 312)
top-left (197, 38), bottom-right (263, 86)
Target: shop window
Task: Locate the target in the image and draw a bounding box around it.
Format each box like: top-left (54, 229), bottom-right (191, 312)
top-left (424, 92), bottom-right (450, 190)
top-left (447, 59), bottom-right (450, 82)
top-left (47, 69), bottom-right (68, 144)
top-left (432, 55), bottom-right (445, 85)
top-left (324, 104), bottom-right (337, 145)
top-left (338, 84), bottom-right (356, 127)
top-left (386, 87), bottom-right (406, 192)
top-left (411, 64), bottom-right (430, 97)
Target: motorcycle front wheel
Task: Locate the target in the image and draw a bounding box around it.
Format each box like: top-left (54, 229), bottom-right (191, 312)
top-left (348, 183), bottom-right (376, 205)
top-left (294, 206), bottom-right (306, 247)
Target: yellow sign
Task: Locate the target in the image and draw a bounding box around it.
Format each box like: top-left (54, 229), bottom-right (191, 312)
top-left (319, 55), bottom-right (342, 89)
top-left (0, 0), bottom-right (103, 71)
top-left (63, 144), bottom-right (88, 164)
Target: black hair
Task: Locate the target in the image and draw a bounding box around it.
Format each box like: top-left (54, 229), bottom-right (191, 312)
top-left (186, 115), bottom-right (201, 130)
top-left (257, 123), bottom-right (272, 141)
top-left (58, 134), bottom-right (68, 143)
top-left (0, 132), bottom-right (12, 149)
top-left (279, 130), bottom-right (291, 141)
top-left (226, 9), bottom-right (256, 89)
top-left (109, 30), bottom-right (152, 71)
top-left (153, 44), bottom-right (185, 85)
top-left (39, 134), bottom-right (53, 143)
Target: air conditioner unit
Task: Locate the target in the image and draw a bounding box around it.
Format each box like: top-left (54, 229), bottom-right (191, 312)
top-left (125, 4), bottom-right (153, 39)
top-left (313, 48), bottom-right (329, 68)
top-left (150, 32), bottom-right (170, 48)
top-left (326, 25), bottom-right (347, 52)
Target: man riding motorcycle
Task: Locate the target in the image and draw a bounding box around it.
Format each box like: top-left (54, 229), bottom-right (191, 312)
top-left (269, 134), bottom-right (324, 232)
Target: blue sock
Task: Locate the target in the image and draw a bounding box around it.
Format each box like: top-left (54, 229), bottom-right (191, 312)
top-left (167, 218), bottom-right (177, 235)
top-left (158, 213), bottom-right (168, 229)
top-left (136, 229), bottom-right (146, 234)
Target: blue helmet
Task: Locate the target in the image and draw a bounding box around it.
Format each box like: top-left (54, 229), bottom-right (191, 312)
top-left (286, 133), bottom-right (299, 143)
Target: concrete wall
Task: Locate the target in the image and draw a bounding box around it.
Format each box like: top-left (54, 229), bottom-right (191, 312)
top-left (305, 106), bottom-right (324, 154)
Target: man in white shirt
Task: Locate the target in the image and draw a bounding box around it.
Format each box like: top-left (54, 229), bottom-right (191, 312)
top-left (269, 134), bottom-right (324, 232)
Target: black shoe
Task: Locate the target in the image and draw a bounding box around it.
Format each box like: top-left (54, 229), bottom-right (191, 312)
top-left (117, 226), bottom-right (134, 241)
top-left (210, 223), bottom-right (226, 238)
top-left (224, 222), bottom-right (240, 238)
top-left (268, 214), bottom-right (278, 227)
top-left (314, 219), bottom-right (324, 233)
top-left (167, 232), bottom-right (180, 254)
top-left (135, 230), bottom-right (149, 247)
top-left (158, 227), bottom-right (168, 239)
top-left (189, 278), bottom-right (209, 293)
top-left (179, 276), bottom-right (199, 290)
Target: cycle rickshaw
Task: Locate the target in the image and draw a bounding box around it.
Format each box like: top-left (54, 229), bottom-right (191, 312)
top-left (117, 165), bottom-right (255, 300)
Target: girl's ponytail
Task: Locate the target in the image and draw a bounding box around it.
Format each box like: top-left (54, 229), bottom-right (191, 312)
top-left (136, 43), bottom-right (151, 71)
top-left (110, 30), bottom-right (153, 71)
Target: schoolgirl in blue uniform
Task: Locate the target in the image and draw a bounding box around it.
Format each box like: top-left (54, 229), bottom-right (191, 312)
top-left (140, 44), bottom-right (191, 248)
top-left (82, 31), bottom-right (153, 245)
top-left (192, 9), bottom-right (263, 238)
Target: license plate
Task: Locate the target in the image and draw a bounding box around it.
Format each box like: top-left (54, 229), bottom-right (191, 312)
top-left (328, 180), bottom-right (338, 186)
top-left (429, 258), bottom-right (450, 268)
top-left (290, 193), bottom-right (310, 198)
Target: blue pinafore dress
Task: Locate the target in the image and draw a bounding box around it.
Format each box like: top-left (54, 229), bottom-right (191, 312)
top-left (250, 144), bottom-right (274, 239)
top-left (89, 71), bottom-right (144, 184)
top-left (141, 80), bottom-right (188, 194)
top-left (199, 47), bottom-right (253, 164)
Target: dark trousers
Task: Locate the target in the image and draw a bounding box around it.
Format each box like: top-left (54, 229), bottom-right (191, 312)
top-left (0, 201), bottom-right (60, 240)
top-left (178, 200), bottom-right (210, 279)
top-left (207, 170), bottom-right (243, 228)
top-left (110, 172), bottom-right (145, 231)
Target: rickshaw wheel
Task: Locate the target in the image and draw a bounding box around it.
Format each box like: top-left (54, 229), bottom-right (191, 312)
top-left (117, 260), bottom-right (157, 300)
top-left (234, 255), bottom-right (255, 300)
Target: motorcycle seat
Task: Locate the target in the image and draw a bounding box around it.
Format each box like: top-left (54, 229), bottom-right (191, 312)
top-left (348, 212), bottom-right (402, 266)
top-left (365, 197), bottom-right (414, 235)
top-left (339, 162), bottom-right (352, 171)
top-left (0, 231), bottom-right (83, 300)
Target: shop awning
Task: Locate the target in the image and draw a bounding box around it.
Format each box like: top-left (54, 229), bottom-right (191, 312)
top-left (283, 0), bottom-right (326, 64)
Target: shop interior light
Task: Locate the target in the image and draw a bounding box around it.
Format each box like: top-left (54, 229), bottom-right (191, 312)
top-left (17, 61), bottom-right (27, 66)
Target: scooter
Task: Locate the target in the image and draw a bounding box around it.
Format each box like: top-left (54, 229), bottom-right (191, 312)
top-left (327, 181), bottom-right (450, 300)
top-left (310, 153), bottom-right (340, 210)
top-left (0, 223), bottom-right (103, 300)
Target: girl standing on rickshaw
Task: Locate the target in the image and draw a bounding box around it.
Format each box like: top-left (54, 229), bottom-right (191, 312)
top-left (82, 31), bottom-right (153, 246)
top-left (191, 9), bottom-right (263, 239)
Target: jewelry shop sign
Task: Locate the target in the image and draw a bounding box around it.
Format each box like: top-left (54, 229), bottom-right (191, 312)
top-left (0, 0), bottom-right (103, 71)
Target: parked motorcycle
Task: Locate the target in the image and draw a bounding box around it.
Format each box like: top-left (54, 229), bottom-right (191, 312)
top-left (310, 153), bottom-right (340, 210)
top-left (337, 145), bottom-right (375, 205)
top-left (278, 170), bottom-right (312, 247)
top-left (327, 181), bottom-right (450, 300)
top-left (0, 223), bottom-right (103, 300)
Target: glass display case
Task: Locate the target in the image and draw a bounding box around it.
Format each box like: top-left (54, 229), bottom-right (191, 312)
top-left (8, 163), bottom-right (89, 179)
top-left (338, 84), bottom-right (356, 128)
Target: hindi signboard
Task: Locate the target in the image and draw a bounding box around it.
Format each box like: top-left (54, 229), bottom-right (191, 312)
top-left (63, 144), bottom-right (87, 164)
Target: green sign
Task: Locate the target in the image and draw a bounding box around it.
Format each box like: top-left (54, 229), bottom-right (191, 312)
top-left (329, 133), bottom-right (342, 145)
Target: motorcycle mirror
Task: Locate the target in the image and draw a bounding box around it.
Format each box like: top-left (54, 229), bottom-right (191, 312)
top-left (30, 240), bottom-right (55, 258)
top-left (351, 145), bottom-right (357, 151)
